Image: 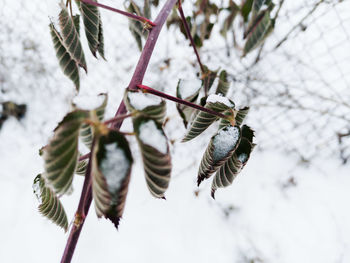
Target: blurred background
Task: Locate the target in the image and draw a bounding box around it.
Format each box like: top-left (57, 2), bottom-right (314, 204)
top-left (0, 0), bottom-right (349, 262)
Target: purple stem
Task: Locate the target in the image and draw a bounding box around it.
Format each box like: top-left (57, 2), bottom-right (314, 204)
top-left (177, 0), bottom-right (205, 73)
top-left (137, 85), bottom-right (229, 119)
top-left (80, 0), bottom-right (156, 26)
top-left (61, 0), bottom-right (178, 262)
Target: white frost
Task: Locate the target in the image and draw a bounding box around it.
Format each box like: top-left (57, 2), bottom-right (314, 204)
top-left (101, 143), bottom-right (130, 196)
top-left (139, 120), bottom-right (167, 154)
top-left (178, 79), bottom-right (202, 99)
top-left (128, 92), bottom-right (162, 110)
top-left (72, 94), bottom-right (105, 110)
top-left (237, 153), bottom-right (248, 163)
top-left (206, 94), bottom-right (234, 107)
top-left (213, 126), bottom-right (240, 162)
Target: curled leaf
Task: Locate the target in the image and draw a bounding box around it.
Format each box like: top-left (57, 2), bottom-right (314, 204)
top-left (197, 125), bottom-right (241, 185)
top-left (43, 110), bottom-right (88, 194)
top-left (134, 118), bottom-right (172, 198)
top-left (33, 175), bottom-right (69, 232)
top-left (59, 3), bottom-right (87, 72)
top-left (124, 90), bottom-right (166, 124)
top-left (76, 0), bottom-right (105, 59)
top-left (182, 94), bottom-right (235, 142)
top-left (49, 23), bottom-right (80, 90)
top-left (92, 130), bottom-right (133, 228)
top-left (76, 157), bottom-right (88, 175)
top-left (176, 79), bottom-right (202, 128)
top-left (76, 93), bottom-right (108, 149)
top-left (235, 107), bottom-right (250, 126)
top-left (215, 70), bottom-right (230, 96)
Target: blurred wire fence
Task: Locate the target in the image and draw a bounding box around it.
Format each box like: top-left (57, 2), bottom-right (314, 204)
top-left (1, 0), bottom-right (349, 163)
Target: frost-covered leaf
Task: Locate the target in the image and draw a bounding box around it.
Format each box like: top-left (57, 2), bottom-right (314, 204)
top-left (125, 90), bottom-right (166, 124)
top-left (176, 79), bottom-right (202, 128)
top-left (235, 107), bottom-right (250, 126)
top-left (76, 0), bottom-right (105, 59)
top-left (76, 157), bottom-right (88, 175)
top-left (43, 110), bottom-right (88, 194)
top-left (92, 130), bottom-right (133, 229)
top-left (182, 94), bottom-right (235, 142)
top-left (197, 126), bottom-right (241, 185)
top-left (134, 118), bottom-right (172, 198)
top-left (211, 125), bottom-right (255, 198)
top-left (49, 23), bottom-right (80, 90)
top-left (75, 93), bottom-right (108, 149)
top-left (59, 3), bottom-right (87, 72)
top-left (33, 174), bottom-right (69, 232)
top-left (215, 70), bottom-right (230, 96)
top-left (243, 10), bottom-right (273, 56)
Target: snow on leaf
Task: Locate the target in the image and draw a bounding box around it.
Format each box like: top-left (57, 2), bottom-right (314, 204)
top-left (92, 130), bottom-right (133, 229)
top-left (182, 95), bottom-right (235, 142)
top-left (33, 175), bottom-right (69, 232)
top-left (42, 110), bottom-right (89, 194)
top-left (125, 90), bottom-right (166, 125)
top-left (76, 0), bottom-right (105, 59)
top-left (59, 2), bottom-right (87, 72)
top-left (49, 23), bottom-right (80, 91)
top-left (74, 93), bottom-right (108, 149)
top-left (197, 126), bottom-right (241, 186)
top-left (134, 117), bottom-right (172, 199)
top-left (211, 126), bottom-right (255, 198)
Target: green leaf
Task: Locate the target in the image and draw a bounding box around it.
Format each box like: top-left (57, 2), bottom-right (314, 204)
top-left (241, 0), bottom-right (254, 22)
top-left (33, 174), bottom-right (69, 232)
top-left (127, 2), bottom-right (146, 51)
top-left (243, 10), bottom-right (273, 56)
top-left (197, 125), bottom-right (241, 185)
top-left (215, 70), bottom-right (230, 96)
top-left (124, 90), bottom-right (166, 125)
top-left (182, 94), bottom-right (235, 142)
top-left (77, 0), bottom-right (105, 59)
top-left (252, 0), bottom-right (266, 17)
top-left (49, 23), bottom-right (80, 91)
top-left (235, 107), bottom-right (249, 126)
top-left (76, 157), bottom-right (88, 175)
top-left (92, 130), bottom-right (133, 229)
top-left (211, 125), bottom-right (255, 198)
top-left (176, 79), bottom-right (202, 128)
top-left (76, 93), bottom-right (108, 149)
top-left (59, 3), bottom-right (87, 72)
top-left (73, 15), bottom-right (80, 35)
top-left (42, 110), bottom-right (88, 194)
top-left (134, 118), bottom-right (172, 198)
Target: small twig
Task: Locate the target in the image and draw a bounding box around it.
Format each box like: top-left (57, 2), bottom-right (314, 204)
top-left (79, 0), bottom-right (156, 27)
top-left (177, 0), bottom-right (205, 74)
top-left (103, 113), bottom-right (134, 125)
top-left (136, 84), bottom-right (229, 119)
top-left (274, 0), bottom-right (324, 50)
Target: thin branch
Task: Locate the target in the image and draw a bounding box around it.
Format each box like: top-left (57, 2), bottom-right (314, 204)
top-left (177, 0), bottom-right (205, 74)
top-left (103, 113), bottom-right (134, 125)
top-left (136, 84), bottom-right (229, 119)
top-left (274, 0), bottom-right (324, 50)
top-left (79, 0), bottom-right (156, 27)
top-left (61, 0), bottom-right (178, 262)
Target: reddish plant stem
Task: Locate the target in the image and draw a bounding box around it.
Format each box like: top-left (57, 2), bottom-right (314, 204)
top-left (80, 0), bottom-right (156, 27)
top-left (177, 0), bottom-right (205, 73)
top-left (137, 84), bottom-right (229, 119)
top-left (103, 113), bottom-right (133, 125)
top-left (61, 0), bottom-right (178, 262)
